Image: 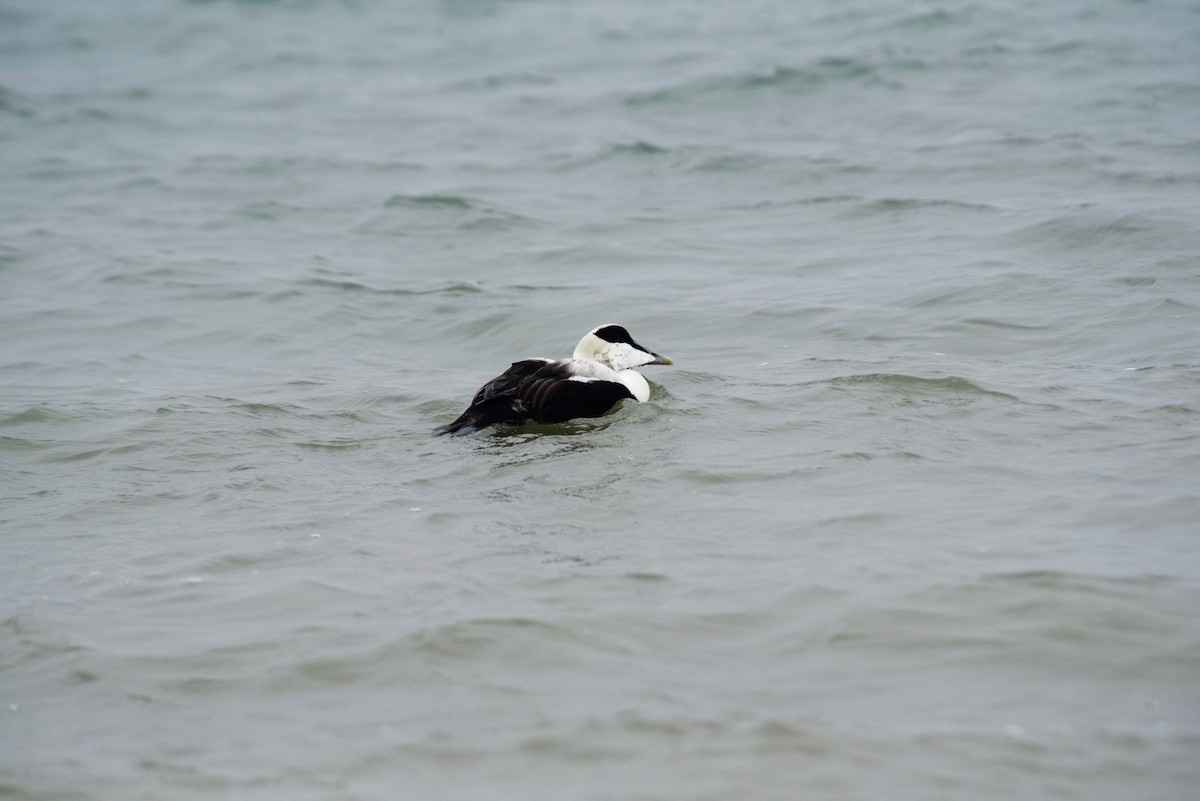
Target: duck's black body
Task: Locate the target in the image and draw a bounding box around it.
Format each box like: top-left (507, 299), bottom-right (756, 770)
top-left (433, 324), bottom-right (671, 437)
top-left (433, 359), bottom-right (635, 436)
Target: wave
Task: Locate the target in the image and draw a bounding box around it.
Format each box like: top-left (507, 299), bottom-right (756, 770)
top-left (0, 434), bottom-right (40, 452)
top-left (446, 71), bottom-right (555, 92)
top-left (359, 193), bottom-right (540, 233)
top-left (819, 569), bottom-right (1197, 674)
top-left (733, 195), bottom-right (1002, 220)
top-left (382, 193), bottom-right (476, 210)
top-left (0, 406), bottom-right (75, 428)
top-left (555, 140), bottom-right (787, 176)
top-left (1002, 212), bottom-right (1198, 253)
top-left (0, 84), bottom-right (34, 117)
top-left (823, 373), bottom-right (1019, 402)
top-left (300, 276), bottom-right (484, 296)
top-left (624, 58), bottom-right (899, 107)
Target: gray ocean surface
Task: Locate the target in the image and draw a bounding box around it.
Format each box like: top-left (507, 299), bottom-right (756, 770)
top-left (3, 0), bottom-right (1200, 798)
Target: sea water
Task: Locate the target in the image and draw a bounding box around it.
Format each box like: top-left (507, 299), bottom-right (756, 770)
top-left (2, 0), bottom-right (1199, 798)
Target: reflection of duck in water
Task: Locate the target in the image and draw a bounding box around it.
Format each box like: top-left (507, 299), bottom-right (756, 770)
top-left (433, 324), bottom-right (673, 437)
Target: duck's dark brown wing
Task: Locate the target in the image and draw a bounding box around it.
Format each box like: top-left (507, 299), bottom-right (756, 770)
top-left (468, 359), bottom-right (550, 406)
top-left (433, 359), bottom-right (634, 436)
top-left (515, 373), bottom-right (635, 424)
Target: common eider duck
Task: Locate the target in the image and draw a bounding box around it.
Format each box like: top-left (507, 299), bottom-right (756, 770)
top-left (433, 324), bottom-right (672, 436)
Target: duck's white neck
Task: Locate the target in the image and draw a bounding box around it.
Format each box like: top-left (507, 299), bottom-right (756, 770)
top-left (568, 358), bottom-right (651, 403)
top-left (614, 369), bottom-right (650, 403)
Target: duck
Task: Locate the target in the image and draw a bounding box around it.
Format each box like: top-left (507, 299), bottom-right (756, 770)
top-left (433, 324), bottom-right (672, 436)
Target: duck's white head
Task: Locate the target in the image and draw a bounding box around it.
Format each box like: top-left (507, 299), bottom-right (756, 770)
top-left (573, 324), bottom-right (673, 372)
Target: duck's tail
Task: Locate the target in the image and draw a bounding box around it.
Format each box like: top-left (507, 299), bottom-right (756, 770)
top-left (432, 397), bottom-right (527, 437)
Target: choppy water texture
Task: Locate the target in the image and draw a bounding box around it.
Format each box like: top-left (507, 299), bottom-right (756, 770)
top-left (3, 0), bottom-right (1200, 798)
